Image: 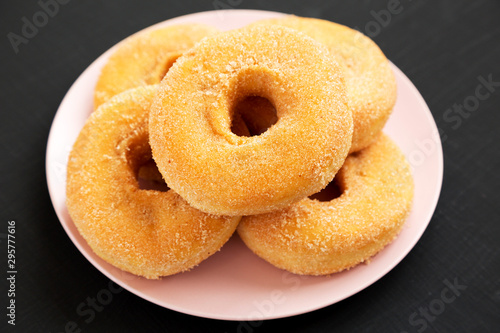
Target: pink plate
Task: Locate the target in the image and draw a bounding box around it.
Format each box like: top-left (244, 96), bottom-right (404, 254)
top-left (46, 10), bottom-right (443, 321)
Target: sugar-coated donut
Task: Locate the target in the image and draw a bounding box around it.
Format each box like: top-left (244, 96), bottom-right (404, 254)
top-left (94, 23), bottom-right (219, 108)
top-left (149, 26), bottom-right (353, 216)
top-left (66, 86), bottom-right (240, 279)
top-left (251, 16), bottom-right (397, 152)
top-left (237, 134), bottom-right (413, 275)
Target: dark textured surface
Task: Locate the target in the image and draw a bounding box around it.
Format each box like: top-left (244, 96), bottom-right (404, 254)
top-left (1, 0), bottom-right (499, 332)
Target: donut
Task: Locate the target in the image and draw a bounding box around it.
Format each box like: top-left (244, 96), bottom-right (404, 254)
top-left (251, 16), bottom-right (397, 152)
top-left (94, 23), bottom-right (219, 108)
top-left (149, 25), bottom-right (353, 216)
top-left (66, 86), bottom-right (240, 279)
top-left (237, 134), bottom-right (414, 275)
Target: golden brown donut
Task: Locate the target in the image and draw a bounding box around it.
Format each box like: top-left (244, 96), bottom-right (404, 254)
top-left (66, 86), bottom-right (240, 279)
top-left (251, 16), bottom-right (397, 153)
top-left (149, 25), bottom-right (353, 216)
top-left (94, 23), bottom-right (219, 108)
top-left (237, 134), bottom-right (413, 275)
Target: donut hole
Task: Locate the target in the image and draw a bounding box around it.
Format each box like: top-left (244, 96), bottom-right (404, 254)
top-left (309, 177), bottom-right (343, 202)
top-left (124, 133), bottom-right (170, 192)
top-left (228, 67), bottom-right (280, 137)
top-left (230, 96), bottom-right (278, 136)
top-left (137, 159), bottom-right (170, 192)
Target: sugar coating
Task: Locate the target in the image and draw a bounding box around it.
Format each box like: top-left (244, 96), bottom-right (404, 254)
top-left (149, 25), bottom-right (353, 216)
top-left (93, 23), bottom-right (219, 108)
top-left (250, 16), bottom-right (397, 153)
top-left (238, 134), bottom-right (414, 275)
top-left (66, 86), bottom-right (240, 279)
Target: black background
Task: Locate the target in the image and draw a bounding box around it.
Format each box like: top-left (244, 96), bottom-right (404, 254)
top-left (1, 0), bottom-right (500, 332)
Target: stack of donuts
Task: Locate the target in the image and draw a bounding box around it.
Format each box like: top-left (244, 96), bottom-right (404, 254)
top-left (66, 16), bottom-right (413, 279)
